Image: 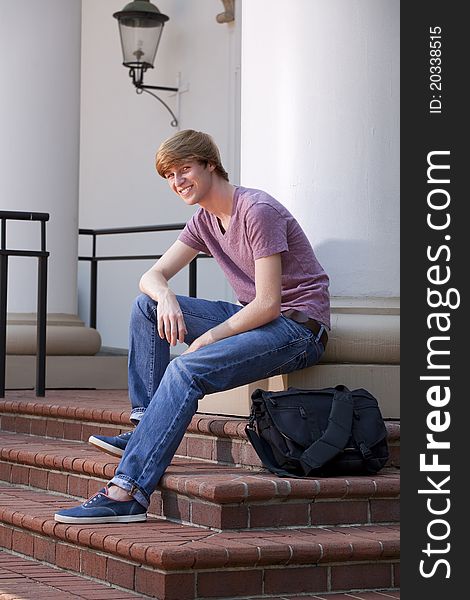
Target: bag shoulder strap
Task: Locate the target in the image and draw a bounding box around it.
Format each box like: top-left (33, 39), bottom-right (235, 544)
top-left (299, 384), bottom-right (354, 474)
top-left (350, 407), bottom-right (389, 465)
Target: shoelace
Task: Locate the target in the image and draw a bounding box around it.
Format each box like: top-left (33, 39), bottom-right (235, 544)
top-left (83, 493), bottom-right (104, 507)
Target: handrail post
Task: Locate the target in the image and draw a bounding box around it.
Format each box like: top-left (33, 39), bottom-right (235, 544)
top-left (0, 210), bottom-right (49, 398)
top-left (36, 220), bottom-right (48, 396)
top-left (0, 220), bottom-right (8, 397)
top-left (189, 258), bottom-right (197, 297)
top-left (90, 233), bottom-right (97, 329)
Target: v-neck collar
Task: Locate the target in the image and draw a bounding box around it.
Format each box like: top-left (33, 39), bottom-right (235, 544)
top-left (212, 186), bottom-right (240, 238)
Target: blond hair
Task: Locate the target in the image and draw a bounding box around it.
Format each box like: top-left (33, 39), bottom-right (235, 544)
top-left (155, 129), bottom-right (229, 181)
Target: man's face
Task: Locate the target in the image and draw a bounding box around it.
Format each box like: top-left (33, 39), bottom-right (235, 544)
top-left (164, 160), bottom-right (215, 206)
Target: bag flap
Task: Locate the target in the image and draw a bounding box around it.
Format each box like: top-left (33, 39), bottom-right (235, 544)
top-left (252, 386), bottom-right (350, 448)
top-left (264, 402), bottom-right (319, 447)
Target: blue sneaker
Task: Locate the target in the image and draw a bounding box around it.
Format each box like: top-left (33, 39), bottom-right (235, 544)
top-left (54, 487), bottom-right (147, 524)
top-left (88, 430), bottom-right (133, 457)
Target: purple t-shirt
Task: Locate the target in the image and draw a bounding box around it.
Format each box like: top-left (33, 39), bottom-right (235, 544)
top-left (178, 186), bottom-right (330, 329)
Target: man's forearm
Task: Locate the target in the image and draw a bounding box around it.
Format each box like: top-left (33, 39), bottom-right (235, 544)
top-left (139, 269), bottom-right (173, 302)
top-left (223, 298), bottom-right (280, 336)
top-left (139, 241), bottom-right (198, 303)
top-left (197, 297), bottom-right (280, 347)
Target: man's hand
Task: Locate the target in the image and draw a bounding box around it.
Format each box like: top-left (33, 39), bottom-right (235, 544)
top-left (182, 331), bottom-right (213, 354)
top-left (157, 290), bottom-right (187, 346)
top-left (139, 241), bottom-right (198, 346)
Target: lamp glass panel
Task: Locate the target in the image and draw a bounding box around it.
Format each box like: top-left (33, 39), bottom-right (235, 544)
top-left (118, 19), bottom-right (164, 67)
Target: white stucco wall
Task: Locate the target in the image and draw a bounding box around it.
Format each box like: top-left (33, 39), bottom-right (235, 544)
top-left (0, 0), bottom-right (82, 314)
top-left (78, 0), bottom-right (240, 347)
top-left (240, 0), bottom-right (400, 298)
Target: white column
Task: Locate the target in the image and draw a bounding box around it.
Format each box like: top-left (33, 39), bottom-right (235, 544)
top-left (240, 0), bottom-right (400, 298)
top-left (0, 0), bottom-right (81, 314)
top-left (0, 0), bottom-right (101, 359)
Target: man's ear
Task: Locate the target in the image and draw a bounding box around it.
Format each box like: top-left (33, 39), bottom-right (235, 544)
top-left (207, 162), bottom-right (216, 173)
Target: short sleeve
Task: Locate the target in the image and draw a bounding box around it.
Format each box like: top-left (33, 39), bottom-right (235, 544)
top-left (245, 203), bottom-right (289, 259)
top-left (178, 211), bottom-right (210, 254)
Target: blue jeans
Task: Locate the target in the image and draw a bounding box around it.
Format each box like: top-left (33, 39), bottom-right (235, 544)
top-left (109, 293), bottom-right (325, 508)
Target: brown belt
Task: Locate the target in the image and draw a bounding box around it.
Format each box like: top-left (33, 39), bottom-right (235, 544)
top-left (301, 319), bottom-right (328, 348)
top-left (283, 309), bottom-right (328, 349)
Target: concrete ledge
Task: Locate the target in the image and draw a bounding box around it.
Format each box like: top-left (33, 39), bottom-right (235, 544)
top-left (6, 313), bottom-right (101, 356)
top-left (321, 312), bottom-right (399, 364)
top-left (7, 313), bottom-right (88, 327)
top-left (5, 355), bottom-right (127, 389)
top-left (198, 375), bottom-right (286, 416)
top-left (199, 365), bottom-right (399, 420)
top-left (321, 298), bottom-right (399, 364)
top-left (288, 363), bottom-right (399, 419)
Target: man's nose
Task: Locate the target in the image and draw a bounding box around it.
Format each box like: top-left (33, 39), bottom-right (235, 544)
top-left (174, 173), bottom-right (185, 187)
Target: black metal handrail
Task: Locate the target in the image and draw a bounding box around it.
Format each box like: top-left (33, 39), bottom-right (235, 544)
top-left (78, 223), bottom-right (210, 330)
top-left (0, 210), bottom-right (50, 397)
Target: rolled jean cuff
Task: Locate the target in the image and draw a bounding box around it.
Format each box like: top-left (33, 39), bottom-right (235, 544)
top-left (129, 407), bottom-right (146, 425)
top-left (109, 475), bottom-right (149, 509)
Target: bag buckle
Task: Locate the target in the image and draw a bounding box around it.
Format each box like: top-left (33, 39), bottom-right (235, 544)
top-left (315, 324), bottom-right (326, 344)
top-left (247, 410), bottom-right (257, 430)
top-left (359, 442), bottom-right (372, 459)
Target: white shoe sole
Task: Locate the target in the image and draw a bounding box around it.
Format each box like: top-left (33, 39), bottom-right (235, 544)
top-left (54, 513), bottom-right (147, 524)
top-left (88, 435), bottom-right (125, 457)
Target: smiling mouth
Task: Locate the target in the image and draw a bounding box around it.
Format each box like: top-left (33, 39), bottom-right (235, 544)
top-left (178, 185), bottom-right (193, 196)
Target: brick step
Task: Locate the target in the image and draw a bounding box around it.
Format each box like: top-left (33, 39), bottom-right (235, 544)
top-left (0, 546), bottom-right (401, 600)
top-left (1, 545), bottom-right (401, 600)
top-left (0, 548), bottom-right (142, 598)
top-left (0, 484), bottom-right (400, 600)
top-left (0, 431), bottom-right (400, 531)
top-left (0, 390), bottom-right (400, 468)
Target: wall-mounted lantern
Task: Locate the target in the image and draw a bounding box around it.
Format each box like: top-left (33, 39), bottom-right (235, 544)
top-left (113, 0), bottom-right (179, 127)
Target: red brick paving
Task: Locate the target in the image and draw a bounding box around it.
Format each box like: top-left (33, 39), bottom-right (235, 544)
top-left (0, 389), bottom-right (400, 598)
top-left (0, 549), bottom-right (141, 598)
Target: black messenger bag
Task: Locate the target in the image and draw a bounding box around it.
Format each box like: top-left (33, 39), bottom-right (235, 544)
top-left (245, 385), bottom-right (389, 478)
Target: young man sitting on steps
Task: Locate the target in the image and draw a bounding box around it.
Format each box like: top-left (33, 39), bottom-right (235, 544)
top-left (54, 129), bottom-right (330, 524)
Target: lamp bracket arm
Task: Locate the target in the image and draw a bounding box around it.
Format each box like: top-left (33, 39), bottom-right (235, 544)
top-left (137, 84), bottom-right (179, 93)
top-left (137, 87), bottom-right (179, 127)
